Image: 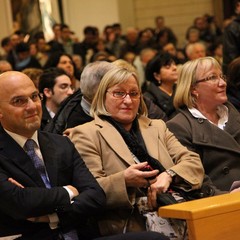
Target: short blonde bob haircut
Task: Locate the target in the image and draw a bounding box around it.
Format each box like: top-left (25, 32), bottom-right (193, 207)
top-left (174, 56), bottom-right (222, 109)
top-left (90, 66), bottom-right (148, 117)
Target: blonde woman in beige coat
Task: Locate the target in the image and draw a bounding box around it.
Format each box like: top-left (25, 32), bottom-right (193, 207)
top-left (69, 66), bottom-right (204, 237)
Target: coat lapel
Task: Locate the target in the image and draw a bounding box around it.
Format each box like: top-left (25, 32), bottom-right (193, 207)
top-left (0, 128), bottom-right (44, 187)
top-left (95, 117), bottom-right (136, 166)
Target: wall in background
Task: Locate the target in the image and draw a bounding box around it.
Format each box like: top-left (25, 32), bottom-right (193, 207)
top-left (133, 0), bottom-right (214, 47)
top-left (60, 0), bottom-right (217, 48)
top-left (62, 0), bottom-right (119, 41)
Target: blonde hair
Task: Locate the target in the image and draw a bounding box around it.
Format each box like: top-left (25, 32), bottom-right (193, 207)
top-left (90, 66), bottom-right (148, 117)
top-left (174, 56), bottom-right (221, 108)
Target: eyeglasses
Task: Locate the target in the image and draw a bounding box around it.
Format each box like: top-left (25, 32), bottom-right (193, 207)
top-left (107, 90), bottom-right (141, 100)
top-left (195, 74), bottom-right (227, 84)
top-left (0, 92), bottom-right (43, 107)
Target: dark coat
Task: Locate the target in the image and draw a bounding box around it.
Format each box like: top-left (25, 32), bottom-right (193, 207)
top-left (41, 104), bottom-right (52, 130)
top-left (0, 127), bottom-right (106, 239)
top-left (144, 82), bottom-right (177, 119)
top-left (223, 15), bottom-right (240, 73)
top-left (167, 102), bottom-right (240, 191)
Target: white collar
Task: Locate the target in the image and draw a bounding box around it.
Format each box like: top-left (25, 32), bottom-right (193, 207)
top-left (188, 105), bottom-right (228, 130)
top-left (4, 130), bottom-right (39, 148)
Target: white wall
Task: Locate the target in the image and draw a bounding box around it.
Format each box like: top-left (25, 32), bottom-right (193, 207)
top-left (0, 0), bottom-right (14, 37)
top-left (133, 0), bottom-right (214, 48)
top-left (62, 0), bottom-right (120, 40)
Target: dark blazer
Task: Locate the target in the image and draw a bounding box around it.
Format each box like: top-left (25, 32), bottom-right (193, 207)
top-left (0, 127), bottom-right (106, 239)
top-left (167, 102), bottom-right (240, 191)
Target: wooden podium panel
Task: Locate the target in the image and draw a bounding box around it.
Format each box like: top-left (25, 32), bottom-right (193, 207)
top-left (158, 192), bottom-right (240, 240)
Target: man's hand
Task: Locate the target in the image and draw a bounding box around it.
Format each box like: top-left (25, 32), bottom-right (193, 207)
top-left (66, 185), bottom-right (79, 197)
top-left (8, 178), bottom-right (24, 188)
top-left (8, 178), bottom-right (50, 223)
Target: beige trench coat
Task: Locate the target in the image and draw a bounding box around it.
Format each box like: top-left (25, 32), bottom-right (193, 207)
top-left (70, 115), bottom-right (204, 235)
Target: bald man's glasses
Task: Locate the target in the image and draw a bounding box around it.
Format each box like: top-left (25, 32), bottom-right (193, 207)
top-left (0, 92), bottom-right (43, 107)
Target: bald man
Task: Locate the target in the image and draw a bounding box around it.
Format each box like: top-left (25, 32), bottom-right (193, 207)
top-left (0, 71), bottom-right (106, 239)
top-left (0, 60), bottom-right (12, 73)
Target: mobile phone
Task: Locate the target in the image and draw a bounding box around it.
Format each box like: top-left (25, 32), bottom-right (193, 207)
top-left (141, 165), bottom-right (156, 180)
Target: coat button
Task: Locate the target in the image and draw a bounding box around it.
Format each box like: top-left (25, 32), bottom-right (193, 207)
top-left (222, 166), bottom-right (229, 175)
top-left (198, 118), bottom-right (204, 123)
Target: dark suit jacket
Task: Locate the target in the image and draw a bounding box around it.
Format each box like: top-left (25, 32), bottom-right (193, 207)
top-left (0, 127), bottom-right (106, 239)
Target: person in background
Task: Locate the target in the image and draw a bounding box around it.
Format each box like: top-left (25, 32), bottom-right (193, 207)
top-left (167, 57), bottom-right (240, 191)
top-left (226, 56), bottom-right (240, 112)
top-left (22, 67), bottom-right (43, 89)
top-left (44, 52), bottom-right (80, 90)
top-left (11, 42), bottom-right (42, 71)
top-left (133, 47), bottom-right (157, 89)
top-left (154, 16), bottom-right (177, 46)
top-left (0, 37), bottom-right (12, 60)
top-left (0, 60), bottom-right (12, 74)
top-left (144, 52), bottom-right (178, 119)
top-left (69, 65), bottom-right (204, 238)
top-left (45, 61), bottom-right (113, 135)
top-left (223, 0), bottom-right (240, 73)
top-left (185, 41), bottom-right (207, 60)
top-left (38, 67), bottom-right (74, 129)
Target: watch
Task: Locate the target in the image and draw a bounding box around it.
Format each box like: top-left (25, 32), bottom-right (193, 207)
top-left (165, 169), bottom-right (176, 178)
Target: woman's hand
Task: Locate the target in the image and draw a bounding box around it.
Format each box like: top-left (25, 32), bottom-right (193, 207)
top-left (147, 171), bottom-right (172, 209)
top-left (124, 162), bottom-right (159, 188)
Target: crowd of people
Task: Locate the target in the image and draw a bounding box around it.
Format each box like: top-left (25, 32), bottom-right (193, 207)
top-left (1, 3), bottom-right (240, 239)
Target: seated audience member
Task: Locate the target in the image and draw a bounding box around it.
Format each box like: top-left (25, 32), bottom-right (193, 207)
top-left (0, 71), bottom-right (106, 239)
top-left (22, 67), bottom-right (43, 89)
top-left (167, 57), bottom-right (240, 191)
top-left (113, 59), bottom-right (167, 121)
top-left (226, 57), bottom-right (240, 112)
top-left (0, 60), bottom-right (12, 73)
top-left (44, 52), bottom-right (80, 90)
top-left (69, 66), bottom-right (204, 238)
top-left (144, 52), bottom-right (178, 119)
top-left (154, 16), bottom-right (177, 46)
top-left (0, 71), bottom-right (168, 240)
top-left (44, 61), bottom-right (113, 134)
top-left (162, 42), bottom-right (186, 65)
top-left (0, 36), bottom-right (12, 60)
top-left (133, 47), bottom-right (157, 88)
top-left (38, 67), bottom-right (74, 129)
top-left (185, 41), bottom-right (207, 60)
top-left (12, 42), bottom-right (42, 71)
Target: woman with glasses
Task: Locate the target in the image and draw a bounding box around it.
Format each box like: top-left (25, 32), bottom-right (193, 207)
top-left (69, 65), bottom-right (204, 238)
top-left (167, 56), bottom-right (240, 192)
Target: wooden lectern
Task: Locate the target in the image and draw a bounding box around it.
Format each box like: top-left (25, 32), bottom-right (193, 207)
top-left (158, 192), bottom-right (240, 240)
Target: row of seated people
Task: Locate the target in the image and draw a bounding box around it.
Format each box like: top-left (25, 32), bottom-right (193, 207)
top-left (0, 12), bottom-right (224, 68)
top-left (14, 56), bottom-right (240, 238)
top-left (46, 57), bottom-right (240, 237)
top-left (0, 55), bottom-right (240, 239)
